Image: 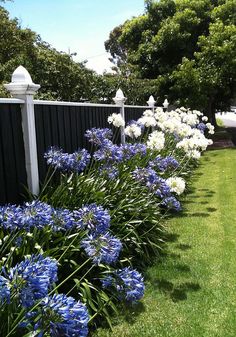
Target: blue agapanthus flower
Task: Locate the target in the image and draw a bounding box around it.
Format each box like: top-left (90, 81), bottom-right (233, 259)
top-left (120, 143), bottom-right (147, 160)
top-left (76, 204), bottom-right (110, 236)
top-left (0, 275), bottom-right (11, 304)
top-left (44, 147), bottom-right (91, 173)
top-left (0, 201), bottom-right (54, 231)
top-left (52, 208), bottom-right (79, 231)
top-left (197, 122), bottom-right (207, 133)
top-left (0, 201), bottom-right (94, 233)
top-left (102, 267), bottom-right (145, 303)
top-left (85, 128), bottom-right (113, 146)
top-left (93, 139), bottom-right (123, 163)
top-left (20, 201), bottom-right (54, 230)
top-left (8, 255), bottom-right (58, 308)
top-left (149, 155), bottom-right (179, 172)
top-left (162, 196), bottom-right (181, 212)
top-left (0, 204), bottom-right (22, 231)
top-left (99, 164), bottom-right (119, 180)
top-left (37, 294), bottom-right (89, 337)
top-left (81, 232), bottom-right (122, 265)
top-left (132, 167), bottom-right (170, 198)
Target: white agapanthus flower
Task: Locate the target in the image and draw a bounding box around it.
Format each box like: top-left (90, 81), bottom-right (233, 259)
top-left (186, 150), bottom-right (201, 160)
top-left (143, 109), bottom-right (154, 117)
top-left (147, 131), bottom-right (165, 150)
top-left (206, 123), bottom-right (215, 134)
top-left (124, 124), bottom-right (142, 139)
top-left (138, 116), bottom-right (157, 128)
top-left (202, 116), bottom-right (208, 122)
top-left (166, 177), bottom-right (186, 195)
top-left (182, 113), bottom-right (199, 126)
top-left (107, 113), bottom-right (125, 128)
top-left (193, 110), bottom-right (203, 116)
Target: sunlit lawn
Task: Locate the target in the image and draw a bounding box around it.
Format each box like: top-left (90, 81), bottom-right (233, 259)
top-left (93, 148), bottom-right (236, 337)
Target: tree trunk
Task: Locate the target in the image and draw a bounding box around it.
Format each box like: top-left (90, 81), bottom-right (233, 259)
top-left (205, 97), bottom-right (217, 126)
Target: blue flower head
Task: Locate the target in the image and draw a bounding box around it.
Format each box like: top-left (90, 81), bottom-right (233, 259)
top-left (85, 128), bottom-right (113, 146)
top-left (38, 294), bottom-right (89, 337)
top-left (102, 267), bottom-right (145, 303)
top-left (120, 143), bottom-right (147, 160)
top-left (8, 255), bottom-right (58, 308)
top-left (81, 232), bottom-right (122, 265)
top-left (0, 276), bottom-right (11, 304)
top-left (99, 164), bottom-right (119, 180)
top-left (162, 196), bottom-right (181, 212)
top-left (44, 147), bottom-right (90, 173)
top-left (93, 140), bottom-right (123, 163)
top-left (76, 204), bottom-right (110, 236)
top-left (149, 155), bottom-right (179, 172)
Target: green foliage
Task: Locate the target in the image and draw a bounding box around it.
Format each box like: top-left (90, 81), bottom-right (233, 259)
top-left (106, 0), bottom-right (236, 122)
top-left (94, 149), bottom-right (236, 337)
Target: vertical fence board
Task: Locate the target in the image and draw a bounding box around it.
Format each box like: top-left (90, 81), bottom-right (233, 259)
top-left (0, 104), bottom-right (27, 204)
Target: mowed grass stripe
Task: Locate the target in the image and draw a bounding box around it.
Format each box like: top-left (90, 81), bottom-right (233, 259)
top-left (94, 148), bottom-right (236, 337)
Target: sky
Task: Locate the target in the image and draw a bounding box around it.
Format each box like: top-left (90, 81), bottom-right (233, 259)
top-left (4, 0), bottom-right (145, 74)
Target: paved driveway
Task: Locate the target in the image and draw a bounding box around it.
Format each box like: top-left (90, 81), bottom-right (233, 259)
top-left (216, 112), bottom-right (236, 127)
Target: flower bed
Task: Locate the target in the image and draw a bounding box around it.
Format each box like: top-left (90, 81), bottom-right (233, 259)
top-left (0, 107), bottom-right (213, 336)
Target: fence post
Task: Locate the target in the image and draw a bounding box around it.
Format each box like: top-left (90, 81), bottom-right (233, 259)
top-left (163, 98), bottom-right (169, 112)
top-left (147, 95), bottom-right (156, 113)
top-left (4, 65), bottom-right (40, 196)
top-left (113, 88), bottom-right (126, 144)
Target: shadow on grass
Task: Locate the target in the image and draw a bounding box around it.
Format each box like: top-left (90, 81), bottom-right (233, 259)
top-left (154, 279), bottom-right (201, 302)
top-left (176, 243), bottom-right (192, 251)
top-left (122, 302), bottom-right (146, 324)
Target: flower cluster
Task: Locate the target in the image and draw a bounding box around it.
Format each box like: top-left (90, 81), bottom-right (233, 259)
top-left (124, 123), bottom-right (142, 139)
top-left (99, 164), bottom-right (119, 180)
top-left (45, 147), bottom-right (91, 173)
top-left (162, 196), bottom-right (181, 212)
top-left (102, 267), bottom-right (145, 303)
top-left (76, 203), bottom-right (111, 236)
top-left (132, 168), bottom-right (170, 199)
top-left (0, 201), bottom-right (109, 233)
top-left (85, 128), bottom-right (113, 146)
top-left (166, 177), bottom-right (186, 195)
top-left (81, 232), bottom-right (122, 265)
top-left (149, 155), bottom-right (179, 172)
top-left (2, 255), bottom-right (57, 308)
top-left (108, 113), bottom-right (125, 127)
top-left (93, 140), bottom-right (123, 163)
top-left (147, 131), bottom-right (165, 151)
top-left (121, 143), bottom-right (147, 160)
top-left (37, 294), bottom-right (89, 337)
top-left (0, 201), bottom-right (54, 231)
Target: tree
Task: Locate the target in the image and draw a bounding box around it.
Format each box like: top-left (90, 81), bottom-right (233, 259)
top-left (0, 6), bottom-right (96, 101)
top-left (105, 0), bottom-right (236, 123)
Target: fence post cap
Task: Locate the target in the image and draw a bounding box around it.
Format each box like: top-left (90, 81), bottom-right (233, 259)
top-left (11, 65), bottom-right (33, 84)
top-left (147, 95), bottom-right (156, 107)
top-left (113, 88), bottom-right (126, 105)
top-left (4, 65), bottom-right (40, 96)
top-left (163, 98), bottom-right (169, 109)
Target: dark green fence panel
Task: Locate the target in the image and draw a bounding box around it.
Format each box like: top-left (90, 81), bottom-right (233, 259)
top-left (125, 106), bottom-right (146, 123)
top-left (34, 104), bottom-right (120, 182)
top-left (0, 104), bottom-right (27, 204)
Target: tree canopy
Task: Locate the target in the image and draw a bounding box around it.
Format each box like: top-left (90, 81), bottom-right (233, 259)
top-left (106, 0), bottom-right (236, 121)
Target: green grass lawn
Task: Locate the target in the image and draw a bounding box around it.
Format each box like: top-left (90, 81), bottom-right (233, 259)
top-left (93, 148), bottom-right (236, 337)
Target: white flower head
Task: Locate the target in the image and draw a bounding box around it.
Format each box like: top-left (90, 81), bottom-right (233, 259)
top-left (138, 116), bottom-right (157, 128)
top-left (202, 116), bottom-right (208, 122)
top-left (107, 113), bottom-right (125, 128)
top-left (186, 150), bottom-right (201, 159)
top-left (124, 124), bottom-right (142, 139)
top-left (143, 109), bottom-right (154, 117)
top-left (166, 177), bottom-right (186, 195)
top-left (206, 123), bottom-right (215, 134)
top-left (147, 131), bottom-right (165, 150)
